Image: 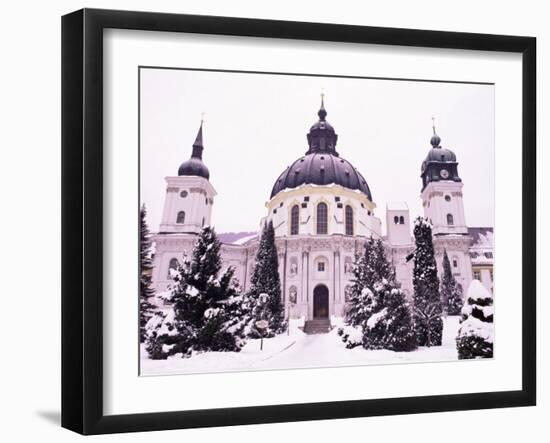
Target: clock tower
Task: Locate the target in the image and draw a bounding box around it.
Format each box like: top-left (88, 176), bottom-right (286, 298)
top-left (420, 123), bottom-right (468, 236)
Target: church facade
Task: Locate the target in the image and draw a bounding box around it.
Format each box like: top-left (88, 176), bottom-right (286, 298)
top-left (150, 99), bottom-right (494, 320)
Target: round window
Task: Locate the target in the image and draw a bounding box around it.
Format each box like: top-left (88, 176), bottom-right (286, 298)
top-left (180, 190), bottom-right (188, 198)
top-left (445, 195), bottom-right (451, 202)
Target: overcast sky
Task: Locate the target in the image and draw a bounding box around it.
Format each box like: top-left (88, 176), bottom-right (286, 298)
top-left (140, 68), bottom-right (494, 234)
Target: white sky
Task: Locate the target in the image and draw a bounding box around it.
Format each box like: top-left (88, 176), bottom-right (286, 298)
top-left (140, 68), bottom-right (494, 234)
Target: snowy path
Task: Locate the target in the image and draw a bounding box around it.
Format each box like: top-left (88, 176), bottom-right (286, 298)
top-left (141, 317), bottom-right (461, 376)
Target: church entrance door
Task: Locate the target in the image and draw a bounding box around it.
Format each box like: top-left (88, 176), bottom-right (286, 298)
top-left (313, 284), bottom-right (329, 319)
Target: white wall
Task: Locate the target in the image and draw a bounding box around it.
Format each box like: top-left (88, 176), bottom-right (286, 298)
top-left (0, 1), bottom-right (545, 442)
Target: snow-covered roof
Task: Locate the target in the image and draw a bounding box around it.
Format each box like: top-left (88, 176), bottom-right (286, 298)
top-left (218, 231), bottom-right (258, 245)
top-left (468, 227), bottom-right (494, 266)
top-left (469, 227), bottom-right (494, 247)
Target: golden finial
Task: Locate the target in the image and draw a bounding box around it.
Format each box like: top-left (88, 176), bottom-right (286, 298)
top-left (431, 116), bottom-right (436, 135)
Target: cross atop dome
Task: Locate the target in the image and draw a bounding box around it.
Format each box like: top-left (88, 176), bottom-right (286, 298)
top-left (430, 116), bottom-right (442, 148)
top-left (318, 91), bottom-right (327, 121)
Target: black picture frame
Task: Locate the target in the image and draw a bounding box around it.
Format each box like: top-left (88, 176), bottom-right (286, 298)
top-left (61, 8), bottom-right (536, 435)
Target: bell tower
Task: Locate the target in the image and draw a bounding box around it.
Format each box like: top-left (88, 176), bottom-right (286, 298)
top-left (159, 119), bottom-right (216, 234)
top-left (420, 121), bottom-right (467, 236)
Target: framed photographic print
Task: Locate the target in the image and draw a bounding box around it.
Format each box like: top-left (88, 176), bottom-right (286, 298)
top-left (61, 8), bottom-right (536, 435)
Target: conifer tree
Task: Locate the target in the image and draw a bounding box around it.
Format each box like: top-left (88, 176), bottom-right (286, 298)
top-left (373, 237), bottom-right (395, 284)
top-left (247, 220), bottom-right (286, 337)
top-left (344, 236), bottom-right (394, 328)
top-left (340, 236), bottom-right (415, 351)
top-left (362, 279), bottom-right (417, 352)
top-left (139, 204), bottom-right (155, 343)
top-left (412, 217), bottom-right (443, 346)
top-left (145, 226), bottom-right (247, 359)
top-left (440, 249), bottom-right (463, 315)
top-left (344, 236), bottom-right (377, 328)
top-left (456, 280), bottom-right (494, 359)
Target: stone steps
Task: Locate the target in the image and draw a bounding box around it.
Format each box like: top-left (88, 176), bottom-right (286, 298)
top-left (303, 319), bottom-right (332, 334)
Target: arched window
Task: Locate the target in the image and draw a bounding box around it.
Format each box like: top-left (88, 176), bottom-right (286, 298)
top-left (167, 258), bottom-right (178, 278)
top-left (345, 205), bottom-right (354, 236)
top-left (446, 213), bottom-right (454, 225)
top-left (394, 215), bottom-right (399, 224)
top-left (290, 205), bottom-right (299, 235)
top-left (399, 215), bottom-right (405, 225)
top-left (176, 211), bottom-right (185, 224)
top-left (316, 202), bottom-right (328, 234)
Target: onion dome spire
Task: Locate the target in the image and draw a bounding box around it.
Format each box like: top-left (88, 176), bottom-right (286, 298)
top-left (430, 116), bottom-right (442, 148)
top-left (191, 114), bottom-right (204, 159)
top-left (306, 93), bottom-right (339, 155)
top-left (178, 115), bottom-right (210, 179)
top-left (420, 117), bottom-right (460, 191)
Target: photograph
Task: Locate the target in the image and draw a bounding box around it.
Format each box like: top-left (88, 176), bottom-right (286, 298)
top-left (138, 67), bottom-right (495, 376)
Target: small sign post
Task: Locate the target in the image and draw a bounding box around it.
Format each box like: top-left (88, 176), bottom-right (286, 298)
top-left (255, 320), bottom-right (269, 350)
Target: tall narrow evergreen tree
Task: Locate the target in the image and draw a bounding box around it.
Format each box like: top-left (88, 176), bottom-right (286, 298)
top-left (145, 226), bottom-right (247, 359)
top-left (247, 220), bottom-right (286, 337)
top-left (456, 280), bottom-right (494, 359)
top-left (412, 217), bottom-right (443, 346)
top-left (440, 249), bottom-right (463, 315)
top-left (139, 204), bottom-right (155, 343)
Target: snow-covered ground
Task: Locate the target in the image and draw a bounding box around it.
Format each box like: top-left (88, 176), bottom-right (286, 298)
top-left (140, 316), bottom-right (461, 376)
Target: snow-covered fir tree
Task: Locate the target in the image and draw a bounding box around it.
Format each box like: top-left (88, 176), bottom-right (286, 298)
top-left (339, 236), bottom-right (415, 351)
top-left (440, 249), bottom-right (463, 315)
top-left (362, 279), bottom-right (417, 352)
top-left (139, 204), bottom-right (155, 343)
top-left (145, 226), bottom-right (247, 359)
top-left (246, 220), bottom-right (286, 337)
top-left (456, 279), bottom-right (494, 359)
top-left (412, 217), bottom-right (443, 346)
top-left (344, 236), bottom-right (393, 328)
top-left (343, 236), bottom-right (376, 329)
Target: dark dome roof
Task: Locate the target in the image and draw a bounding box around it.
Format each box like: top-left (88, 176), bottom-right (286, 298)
top-left (178, 121), bottom-right (210, 180)
top-left (423, 130), bottom-right (457, 164)
top-left (424, 146), bottom-right (457, 163)
top-left (270, 97), bottom-right (372, 200)
top-left (270, 153), bottom-right (372, 200)
top-left (309, 119), bottom-right (335, 132)
top-left (178, 157), bottom-right (210, 179)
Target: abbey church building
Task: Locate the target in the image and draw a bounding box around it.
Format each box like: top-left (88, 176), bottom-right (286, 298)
top-left (151, 98), bottom-right (494, 321)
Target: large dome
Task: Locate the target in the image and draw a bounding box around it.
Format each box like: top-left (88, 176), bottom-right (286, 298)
top-left (270, 97), bottom-right (372, 200)
top-left (270, 153), bottom-right (372, 199)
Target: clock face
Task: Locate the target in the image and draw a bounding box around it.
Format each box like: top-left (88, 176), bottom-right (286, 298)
top-left (440, 168), bottom-right (450, 179)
